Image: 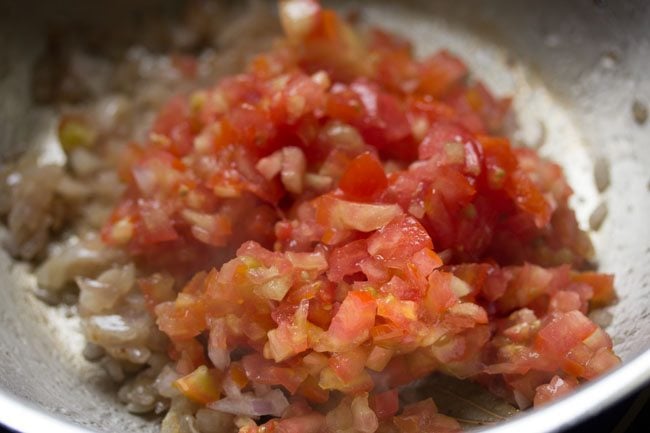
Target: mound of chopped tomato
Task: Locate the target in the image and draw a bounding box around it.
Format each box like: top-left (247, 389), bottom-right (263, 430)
top-left (102, 0), bottom-right (619, 431)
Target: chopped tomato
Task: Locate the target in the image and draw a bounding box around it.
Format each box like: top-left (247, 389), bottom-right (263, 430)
top-left (173, 365), bottom-right (222, 404)
top-left (316, 290), bottom-right (377, 352)
top-left (98, 1), bottom-right (620, 429)
top-left (572, 272), bottom-right (615, 307)
top-left (424, 271), bottom-right (457, 317)
top-left (535, 311), bottom-right (598, 361)
top-left (329, 346), bottom-right (368, 382)
top-left (338, 152), bottom-right (388, 201)
top-left (367, 215), bottom-right (432, 268)
top-left (155, 293), bottom-right (206, 340)
top-left (327, 239), bottom-right (369, 282)
top-left (505, 170), bottom-right (552, 228)
top-left (418, 120), bottom-right (473, 165)
top-left (416, 50), bottom-right (468, 99)
top-left (478, 135), bottom-right (517, 188)
top-left (242, 353), bottom-right (307, 394)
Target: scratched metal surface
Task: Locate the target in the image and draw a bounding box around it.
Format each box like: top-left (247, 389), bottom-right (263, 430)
top-left (0, 1), bottom-right (648, 432)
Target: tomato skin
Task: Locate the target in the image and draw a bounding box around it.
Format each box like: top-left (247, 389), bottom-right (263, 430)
top-left (339, 152), bottom-right (388, 201)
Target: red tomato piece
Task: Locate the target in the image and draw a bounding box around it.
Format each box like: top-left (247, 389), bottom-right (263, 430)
top-left (338, 152), bottom-right (388, 201)
top-left (418, 120), bottom-right (474, 166)
top-left (572, 272), bottom-right (615, 307)
top-left (267, 300), bottom-right (311, 362)
top-left (155, 293), bottom-right (207, 340)
top-left (170, 338), bottom-right (208, 376)
top-left (316, 290), bottom-right (377, 352)
top-left (505, 170), bottom-right (552, 228)
top-left (478, 135), bottom-right (518, 189)
top-left (423, 271), bottom-right (457, 317)
top-left (416, 50), bottom-right (468, 99)
top-left (327, 239), bottom-right (369, 282)
top-left (136, 199), bottom-right (179, 244)
top-left (367, 215), bottom-right (433, 269)
top-left (535, 311), bottom-right (598, 361)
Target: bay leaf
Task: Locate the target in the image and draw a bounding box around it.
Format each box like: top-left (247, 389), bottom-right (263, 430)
top-left (400, 374), bottom-right (519, 429)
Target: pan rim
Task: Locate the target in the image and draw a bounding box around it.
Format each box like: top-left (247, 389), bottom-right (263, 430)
top-left (1, 350), bottom-right (649, 433)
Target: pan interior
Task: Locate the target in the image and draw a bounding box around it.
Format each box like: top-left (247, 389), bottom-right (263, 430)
top-left (0, 1), bottom-right (648, 433)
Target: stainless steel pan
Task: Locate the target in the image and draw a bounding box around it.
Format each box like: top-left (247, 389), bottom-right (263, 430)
top-left (1, 0), bottom-right (649, 432)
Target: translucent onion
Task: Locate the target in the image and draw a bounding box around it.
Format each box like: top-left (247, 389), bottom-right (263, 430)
top-left (351, 393), bottom-right (379, 433)
top-left (208, 389), bottom-right (289, 417)
top-left (77, 263), bottom-right (135, 315)
top-left (154, 365), bottom-right (182, 398)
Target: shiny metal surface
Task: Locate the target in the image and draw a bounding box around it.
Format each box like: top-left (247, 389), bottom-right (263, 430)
top-left (1, 1), bottom-right (649, 432)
